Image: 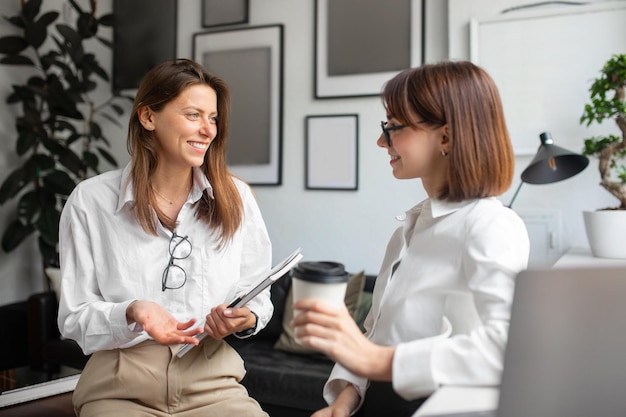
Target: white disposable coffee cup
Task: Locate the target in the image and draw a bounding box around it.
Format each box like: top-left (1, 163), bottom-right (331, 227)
top-left (291, 261), bottom-right (349, 309)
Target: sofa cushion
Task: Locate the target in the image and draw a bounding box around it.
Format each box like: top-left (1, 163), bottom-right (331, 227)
top-left (273, 270), bottom-right (365, 355)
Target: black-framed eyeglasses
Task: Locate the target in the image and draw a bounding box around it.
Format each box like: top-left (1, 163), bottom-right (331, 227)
top-left (380, 120), bottom-right (427, 146)
top-left (162, 232), bottom-right (192, 291)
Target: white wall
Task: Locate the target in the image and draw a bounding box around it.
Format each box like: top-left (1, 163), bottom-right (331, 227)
top-left (0, 0), bottom-right (620, 304)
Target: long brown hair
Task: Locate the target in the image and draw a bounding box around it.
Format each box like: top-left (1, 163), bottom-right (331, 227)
top-left (382, 61), bottom-right (514, 201)
top-left (127, 59), bottom-right (242, 246)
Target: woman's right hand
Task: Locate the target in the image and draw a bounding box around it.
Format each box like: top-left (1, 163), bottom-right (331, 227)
top-left (311, 384), bottom-right (360, 417)
top-left (126, 300), bottom-right (203, 345)
top-left (311, 404), bottom-right (351, 417)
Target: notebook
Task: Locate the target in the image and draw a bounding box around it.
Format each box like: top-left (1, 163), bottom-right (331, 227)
top-left (420, 266), bottom-right (626, 417)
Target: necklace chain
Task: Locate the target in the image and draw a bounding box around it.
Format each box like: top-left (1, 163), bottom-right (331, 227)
top-left (153, 186), bottom-right (191, 205)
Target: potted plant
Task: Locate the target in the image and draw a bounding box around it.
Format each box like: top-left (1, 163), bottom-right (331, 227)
top-left (0, 0), bottom-right (130, 279)
top-left (579, 53), bottom-right (626, 258)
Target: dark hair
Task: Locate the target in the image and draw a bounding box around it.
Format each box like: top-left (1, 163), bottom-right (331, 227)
top-left (127, 58), bottom-right (242, 246)
top-left (382, 61), bottom-right (514, 201)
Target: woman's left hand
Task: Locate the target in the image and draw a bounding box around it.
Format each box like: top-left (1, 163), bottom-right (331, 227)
top-left (291, 299), bottom-right (394, 381)
top-left (204, 304), bottom-right (256, 339)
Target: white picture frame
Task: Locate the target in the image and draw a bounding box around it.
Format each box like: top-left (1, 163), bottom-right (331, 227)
top-left (470, 2), bottom-right (626, 155)
top-left (306, 114), bottom-right (358, 190)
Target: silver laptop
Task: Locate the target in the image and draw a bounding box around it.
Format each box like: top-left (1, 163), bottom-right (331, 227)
top-left (421, 266), bottom-right (626, 417)
top-left (496, 266), bottom-right (626, 417)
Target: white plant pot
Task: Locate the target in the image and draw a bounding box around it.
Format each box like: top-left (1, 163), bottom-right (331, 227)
top-left (583, 210), bottom-right (626, 259)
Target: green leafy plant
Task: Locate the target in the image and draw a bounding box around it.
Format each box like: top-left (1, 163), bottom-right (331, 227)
top-left (0, 0), bottom-right (130, 269)
top-left (580, 53), bottom-right (626, 210)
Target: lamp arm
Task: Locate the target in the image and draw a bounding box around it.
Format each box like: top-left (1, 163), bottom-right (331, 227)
top-left (508, 181), bottom-right (524, 208)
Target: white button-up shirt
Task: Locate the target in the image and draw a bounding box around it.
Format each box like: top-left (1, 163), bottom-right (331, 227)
top-left (57, 163), bottom-right (272, 355)
top-left (324, 197), bottom-right (529, 406)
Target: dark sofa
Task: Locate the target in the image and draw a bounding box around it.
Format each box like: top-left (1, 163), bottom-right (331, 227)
top-left (26, 271), bottom-right (375, 417)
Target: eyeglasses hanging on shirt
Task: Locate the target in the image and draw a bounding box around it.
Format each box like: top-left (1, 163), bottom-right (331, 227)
top-left (162, 232), bottom-right (192, 291)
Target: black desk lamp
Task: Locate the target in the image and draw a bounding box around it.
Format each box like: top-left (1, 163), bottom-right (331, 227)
top-left (508, 132), bottom-right (589, 208)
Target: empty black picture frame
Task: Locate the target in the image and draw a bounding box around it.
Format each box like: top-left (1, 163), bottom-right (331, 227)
top-left (314, 0), bottom-right (424, 98)
top-left (306, 114), bottom-right (359, 190)
top-left (202, 0), bottom-right (249, 27)
top-left (193, 25), bottom-right (284, 186)
top-left (113, 0), bottom-right (177, 91)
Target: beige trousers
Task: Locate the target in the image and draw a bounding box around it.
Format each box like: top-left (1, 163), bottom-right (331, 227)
top-left (73, 338), bottom-right (268, 417)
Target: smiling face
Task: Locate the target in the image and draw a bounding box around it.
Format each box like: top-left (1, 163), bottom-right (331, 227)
top-left (377, 116), bottom-right (449, 197)
top-left (138, 84), bottom-right (218, 170)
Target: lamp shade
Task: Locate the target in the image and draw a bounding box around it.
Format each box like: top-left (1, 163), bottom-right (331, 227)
top-left (521, 132), bottom-right (589, 185)
top-left (508, 132), bottom-right (589, 208)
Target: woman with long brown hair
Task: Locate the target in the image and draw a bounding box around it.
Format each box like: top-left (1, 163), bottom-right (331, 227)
top-left (58, 59), bottom-right (271, 416)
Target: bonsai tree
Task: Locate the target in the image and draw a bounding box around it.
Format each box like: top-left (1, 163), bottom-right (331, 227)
top-left (580, 53), bottom-right (626, 210)
top-left (0, 0), bottom-right (131, 270)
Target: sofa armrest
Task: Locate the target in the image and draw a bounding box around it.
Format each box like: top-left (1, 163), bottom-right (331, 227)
top-left (0, 300), bottom-right (29, 371)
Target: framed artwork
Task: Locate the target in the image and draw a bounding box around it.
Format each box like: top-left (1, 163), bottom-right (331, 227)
top-left (202, 0), bottom-right (249, 28)
top-left (193, 25), bottom-right (284, 185)
top-left (113, 0), bottom-right (177, 91)
top-left (314, 0), bottom-right (423, 99)
top-left (305, 114), bottom-right (359, 190)
top-left (470, 2), bottom-right (626, 155)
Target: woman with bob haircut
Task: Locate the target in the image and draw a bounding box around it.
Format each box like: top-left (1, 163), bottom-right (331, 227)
top-left (58, 59), bottom-right (272, 416)
top-left (292, 61), bottom-right (530, 417)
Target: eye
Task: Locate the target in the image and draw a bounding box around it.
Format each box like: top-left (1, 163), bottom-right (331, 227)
top-left (187, 112), bottom-right (200, 119)
top-left (209, 116), bottom-right (218, 124)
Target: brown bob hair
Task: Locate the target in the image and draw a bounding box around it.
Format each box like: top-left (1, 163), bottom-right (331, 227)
top-left (382, 60), bottom-right (514, 201)
top-left (127, 59), bottom-right (242, 246)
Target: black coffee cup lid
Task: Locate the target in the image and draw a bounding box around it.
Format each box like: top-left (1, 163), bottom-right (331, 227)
top-left (291, 261), bottom-right (349, 283)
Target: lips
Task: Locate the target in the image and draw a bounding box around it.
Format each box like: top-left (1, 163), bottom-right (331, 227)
top-left (189, 141), bottom-right (209, 151)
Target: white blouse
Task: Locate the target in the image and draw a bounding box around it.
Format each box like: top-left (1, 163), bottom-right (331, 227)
top-left (324, 197), bottom-right (530, 408)
top-left (57, 163), bottom-right (272, 355)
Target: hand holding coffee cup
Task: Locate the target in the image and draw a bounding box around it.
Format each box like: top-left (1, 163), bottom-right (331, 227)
top-left (291, 261), bottom-right (349, 311)
top-left (290, 261), bottom-right (350, 345)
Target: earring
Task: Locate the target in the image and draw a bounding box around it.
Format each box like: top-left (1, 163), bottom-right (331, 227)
top-left (441, 150), bottom-right (448, 156)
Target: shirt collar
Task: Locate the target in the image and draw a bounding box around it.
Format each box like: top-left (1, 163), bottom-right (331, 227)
top-left (116, 163), bottom-right (214, 213)
top-left (400, 197), bottom-right (482, 223)
top-left (429, 198), bottom-right (476, 218)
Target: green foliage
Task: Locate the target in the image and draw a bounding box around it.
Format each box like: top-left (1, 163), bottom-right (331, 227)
top-left (0, 0), bottom-right (132, 268)
top-left (579, 54), bottom-right (626, 209)
top-left (580, 54), bottom-right (626, 127)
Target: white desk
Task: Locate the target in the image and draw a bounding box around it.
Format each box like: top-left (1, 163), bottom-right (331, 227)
top-left (552, 247), bottom-right (626, 269)
top-left (413, 386), bottom-right (498, 416)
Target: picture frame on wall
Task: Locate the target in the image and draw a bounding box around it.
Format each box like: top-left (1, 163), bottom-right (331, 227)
top-left (470, 2), bottom-right (626, 155)
top-left (305, 114), bottom-right (359, 190)
top-left (193, 25), bottom-right (284, 185)
top-left (314, 0), bottom-right (423, 99)
top-left (202, 0), bottom-right (249, 28)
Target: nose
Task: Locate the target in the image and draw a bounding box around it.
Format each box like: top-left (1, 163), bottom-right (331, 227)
top-left (201, 117), bottom-right (217, 139)
top-left (376, 133), bottom-right (388, 148)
